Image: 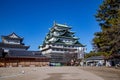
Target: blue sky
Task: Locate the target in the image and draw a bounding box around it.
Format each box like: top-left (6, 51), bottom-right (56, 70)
top-left (0, 0), bottom-right (103, 52)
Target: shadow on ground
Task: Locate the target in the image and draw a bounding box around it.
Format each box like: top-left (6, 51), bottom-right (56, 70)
top-left (44, 73), bottom-right (84, 80)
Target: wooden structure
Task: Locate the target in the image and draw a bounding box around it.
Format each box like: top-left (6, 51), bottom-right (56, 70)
top-left (0, 49), bottom-right (50, 67)
top-left (0, 57), bottom-right (49, 67)
top-left (0, 33), bottom-right (49, 67)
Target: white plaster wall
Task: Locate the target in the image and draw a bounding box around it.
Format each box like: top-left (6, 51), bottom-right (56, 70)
top-left (3, 39), bottom-right (20, 44)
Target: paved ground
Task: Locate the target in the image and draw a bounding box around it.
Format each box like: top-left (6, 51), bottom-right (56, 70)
top-left (0, 66), bottom-right (119, 80)
top-left (80, 66), bottom-right (120, 80)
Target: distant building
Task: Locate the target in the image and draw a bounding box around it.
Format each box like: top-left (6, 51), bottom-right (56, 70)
top-left (39, 22), bottom-right (85, 66)
top-left (0, 32), bottom-right (49, 67)
top-left (86, 56), bottom-right (105, 66)
top-left (0, 32), bottom-right (29, 52)
top-left (0, 48), bottom-right (3, 58)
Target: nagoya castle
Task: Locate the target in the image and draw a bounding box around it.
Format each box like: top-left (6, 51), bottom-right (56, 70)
top-left (39, 22), bottom-right (85, 66)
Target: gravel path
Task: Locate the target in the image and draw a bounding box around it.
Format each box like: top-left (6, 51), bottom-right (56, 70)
top-left (0, 67), bottom-right (104, 80)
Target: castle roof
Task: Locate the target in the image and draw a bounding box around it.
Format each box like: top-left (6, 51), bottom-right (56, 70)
top-left (54, 23), bottom-right (71, 28)
top-left (40, 22), bottom-right (85, 48)
top-left (1, 32), bottom-right (23, 41)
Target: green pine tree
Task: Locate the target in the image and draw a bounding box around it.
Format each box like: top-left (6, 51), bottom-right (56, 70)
top-left (93, 0), bottom-right (120, 58)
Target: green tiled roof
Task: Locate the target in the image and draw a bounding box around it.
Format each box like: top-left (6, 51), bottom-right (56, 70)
top-left (39, 22), bottom-right (85, 49)
top-left (55, 23), bottom-right (69, 28)
top-left (55, 36), bottom-right (79, 40)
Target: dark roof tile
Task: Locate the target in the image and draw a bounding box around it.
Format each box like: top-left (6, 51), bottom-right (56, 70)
top-left (86, 56), bottom-right (104, 61)
top-left (8, 50), bottom-right (46, 58)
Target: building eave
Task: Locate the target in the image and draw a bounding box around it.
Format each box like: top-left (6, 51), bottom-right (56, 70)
top-left (0, 42), bottom-right (30, 50)
top-left (53, 36), bottom-right (79, 40)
